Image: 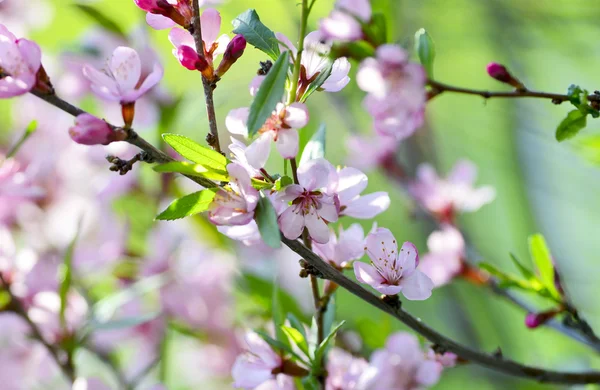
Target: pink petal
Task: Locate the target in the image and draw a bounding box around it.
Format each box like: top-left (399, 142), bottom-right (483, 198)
top-left (275, 184), bottom-right (304, 204)
top-left (356, 58), bottom-right (386, 98)
top-left (457, 186), bottom-right (496, 212)
top-left (245, 132), bottom-right (273, 169)
top-left (297, 158), bottom-right (334, 191)
top-left (305, 210), bottom-right (330, 244)
top-left (415, 163), bottom-right (438, 185)
top-left (82, 65), bottom-right (119, 96)
top-left (109, 46), bottom-right (142, 94)
top-left (319, 11), bottom-right (363, 42)
top-left (427, 225), bottom-right (464, 254)
top-left (338, 0), bottom-right (372, 21)
top-left (146, 13), bottom-right (176, 30)
top-left (0, 77), bottom-right (32, 97)
top-left (134, 62), bottom-right (164, 96)
top-left (212, 34), bottom-right (231, 57)
top-left (448, 160), bottom-right (477, 185)
top-left (318, 196), bottom-right (339, 222)
top-left (419, 253), bottom-right (462, 287)
top-left (225, 107), bottom-right (250, 137)
top-left (335, 167), bottom-right (368, 205)
top-left (321, 57), bottom-right (351, 92)
top-left (278, 206), bottom-right (305, 240)
top-left (398, 241), bottom-right (419, 273)
top-left (399, 270), bottom-right (433, 300)
top-left (232, 355), bottom-right (275, 388)
top-left (200, 8), bottom-right (222, 48)
top-left (275, 129), bottom-right (299, 159)
top-left (342, 191), bottom-right (390, 219)
top-left (312, 231), bottom-right (336, 263)
top-left (16, 39), bottom-right (41, 73)
top-left (227, 163), bottom-right (259, 212)
top-left (284, 103), bottom-right (309, 128)
top-left (275, 32), bottom-right (297, 57)
top-left (376, 284), bottom-right (403, 296)
top-left (365, 228), bottom-right (398, 266)
top-left (249, 75), bottom-right (265, 96)
top-left (415, 360), bottom-right (442, 386)
top-left (353, 261), bottom-right (385, 286)
top-left (168, 27), bottom-right (195, 49)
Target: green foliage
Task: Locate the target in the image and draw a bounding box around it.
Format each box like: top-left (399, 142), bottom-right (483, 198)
top-left (6, 120), bottom-right (37, 158)
top-left (299, 63), bottom-right (333, 102)
top-left (162, 133), bottom-right (228, 171)
top-left (281, 325), bottom-right (310, 356)
top-left (556, 109), bottom-right (587, 141)
top-left (313, 321), bottom-right (345, 367)
top-left (415, 28), bottom-right (436, 78)
top-left (255, 194), bottom-right (281, 248)
top-left (366, 13), bottom-right (388, 46)
top-left (153, 161), bottom-right (229, 182)
top-left (156, 189), bottom-right (218, 221)
top-left (232, 9), bottom-right (281, 60)
top-left (73, 3), bottom-right (126, 38)
top-left (299, 123), bottom-right (326, 165)
top-left (59, 226), bottom-right (80, 331)
top-left (567, 85), bottom-right (600, 118)
top-left (255, 330), bottom-right (310, 365)
top-left (247, 51), bottom-right (290, 137)
top-left (275, 175), bottom-right (293, 191)
top-left (528, 234), bottom-right (561, 300)
top-left (273, 277), bottom-right (289, 346)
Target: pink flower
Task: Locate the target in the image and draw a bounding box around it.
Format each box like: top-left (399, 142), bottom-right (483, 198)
top-left (319, 0), bottom-right (372, 42)
top-left (356, 44), bottom-right (426, 140)
top-left (276, 158), bottom-right (338, 243)
top-left (83, 46), bottom-right (163, 103)
top-left (326, 348), bottom-right (369, 390)
top-left (313, 223), bottom-right (365, 269)
top-left (277, 31), bottom-right (351, 98)
top-left (361, 332), bottom-right (445, 389)
top-left (208, 163), bottom-right (259, 226)
top-left (227, 138), bottom-right (262, 179)
top-left (354, 228), bottom-right (433, 299)
top-left (226, 103), bottom-right (309, 169)
top-left (216, 34), bottom-right (247, 77)
top-left (168, 9), bottom-right (230, 70)
top-left (0, 156), bottom-right (44, 223)
top-left (232, 331), bottom-right (288, 389)
top-left (0, 24), bottom-right (42, 97)
top-left (419, 225), bottom-right (465, 287)
top-left (68, 114), bottom-right (120, 145)
top-left (345, 134), bottom-right (398, 172)
top-left (135, 0), bottom-right (193, 30)
top-left (329, 166), bottom-right (390, 219)
top-left (0, 0), bottom-right (53, 37)
top-left (408, 160), bottom-right (496, 220)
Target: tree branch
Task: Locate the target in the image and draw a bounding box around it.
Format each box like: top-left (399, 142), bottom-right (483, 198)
top-left (281, 237), bottom-right (600, 385)
top-left (427, 79), bottom-right (600, 103)
top-left (190, 0), bottom-right (221, 153)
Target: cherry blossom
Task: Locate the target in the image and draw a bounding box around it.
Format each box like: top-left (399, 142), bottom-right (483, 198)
top-left (360, 332), bottom-right (445, 389)
top-left (0, 24), bottom-right (42, 98)
top-left (276, 158), bottom-right (338, 243)
top-left (277, 31), bottom-right (351, 98)
top-left (228, 138), bottom-right (262, 179)
top-left (226, 103), bottom-right (309, 169)
top-left (313, 223), bottom-right (365, 269)
top-left (408, 160), bottom-right (496, 221)
top-left (135, 0), bottom-right (194, 30)
top-left (168, 8), bottom-right (231, 72)
top-left (354, 228), bottom-right (433, 299)
top-left (345, 134), bottom-right (398, 172)
top-left (329, 166), bottom-right (390, 219)
top-left (326, 347), bottom-right (369, 390)
top-left (208, 163), bottom-right (259, 226)
top-left (0, 156), bottom-right (44, 223)
top-left (83, 46), bottom-right (163, 103)
top-left (68, 114), bottom-right (123, 146)
top-left (419, 225), bottom-right (465, 287)
top-left (232, 331), bottom-right (295, 389)
top-left (319, 0), bottom-right (372, 42)
top-left (356, 44), bottom-right (426, 140)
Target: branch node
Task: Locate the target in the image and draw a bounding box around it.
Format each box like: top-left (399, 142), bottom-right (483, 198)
top-left (298, 259), bottom-right (324, 279)
top-left (381, 294), bottom-right (401, 310)
top-left (106, 152), bottom-right (154, 175)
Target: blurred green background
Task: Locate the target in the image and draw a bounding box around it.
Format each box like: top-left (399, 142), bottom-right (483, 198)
top-left (2, 0), bottom-right (600, 388)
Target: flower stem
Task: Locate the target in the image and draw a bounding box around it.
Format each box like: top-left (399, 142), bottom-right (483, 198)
top-left (287, 0), bottom-right (309, 104)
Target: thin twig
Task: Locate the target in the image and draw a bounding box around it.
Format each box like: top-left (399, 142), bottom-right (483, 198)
top-left (190, 0), bottom-right (221, 153)
top-left (83, 345), bottom-right (132, 390)
top-left (427, 79), bottom-right (600, 103)
top-left (1, 275), bottom-right (76, 383)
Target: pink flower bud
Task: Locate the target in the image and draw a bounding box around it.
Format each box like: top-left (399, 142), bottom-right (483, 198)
top-left (216, 35), bottom-right (247, 77)
top-left (525, 309), bottom-right (560, 329)
top-left (176, 46), bottom-right (208, 71)
top-left (69, 114), bottom-right (119, 145)
top-left (486, 62), bottom-right (525, 90)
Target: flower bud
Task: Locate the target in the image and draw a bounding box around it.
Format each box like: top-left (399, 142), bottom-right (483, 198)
top-left (525, 309), bottom-right (560, 329)
top-left (486, 62), bottom-right (525, 90)
top-left (69, 114), bottom-right (123, 145)
top-left (216, 35), bottom-right (247, 77)
top-left (177, 46), bottom-right (208, 72)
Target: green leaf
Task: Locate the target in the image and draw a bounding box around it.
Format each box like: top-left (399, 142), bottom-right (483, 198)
top-left (153, 161), bottom-right (229, 182)
top-left (247, 51), bottom-right (290, 137)
top-left (287, 313), bottom-right (307, 342)
top-left (414, 28), bottom-right (436, 78)
top-left (93, 274), bottom-right (169, 322)
top-left (299, 123), bottom-right (326, 165)
top-left (273, 277), bottom-right (288, 346)
top-left (255, 195), bottom-right (281, 248)
top-left (156, 189), bottom-right (218, 221)
top-left (281, 325), bottom-right (309, 356)
top-left (301, 376), bottom-right (320, 390)
top-left (479, 262), bottom-right (534, 291)
top-left (556, 109), bottom-right (587, 141)
top-left (59, 224), bottom-right (80, 331)
top-left (509, 253), bottom-right (536, 281)
top-left (528, 234), bottom-right (560, 299)
top-left (299, 63), bottom-right (333, 102)
top-left (162, 133), bottom-right (227, 170)
top-left (252, 178), bottom-right (275, 190)
top-left (322, 296), bottom-right (336, 337)
top-left (366, 12), bottom-right (387, 46)
top-left (255, 330), bottom-right (309, 365)
top-left (567, 85), bottom-right (600, 118)
top-left (313, 321), bottom-right (345, 366)
top-left (6, 120), bottom-right (37, 158)
top-left (341, 41), bottom-right (376, 60)
top-left (73, 4), bottom-right (126, 38)
top-left (232, 9), bottom-right (281, 60)
top-left (275, 176), bottom-right (293, 191)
